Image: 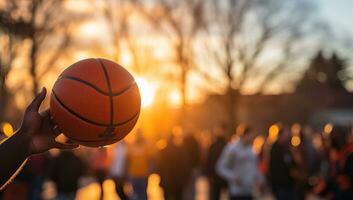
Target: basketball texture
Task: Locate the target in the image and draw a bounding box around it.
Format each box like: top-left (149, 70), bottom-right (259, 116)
top-left (50, 58), bottom-right (141, 147)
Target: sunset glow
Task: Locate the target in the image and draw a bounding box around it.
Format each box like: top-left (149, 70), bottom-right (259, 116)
top-left (169, 90), bottom-right (181, 107)
top-left (136, 77), bottom-right (157, 108)
top-left (78, 21), bottom-right (106, 39)
top-left (1, 0), bottom-right (353, 199)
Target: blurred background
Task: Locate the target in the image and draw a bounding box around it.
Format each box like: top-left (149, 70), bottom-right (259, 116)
top-left (1, 0), bottom-right (353, 200)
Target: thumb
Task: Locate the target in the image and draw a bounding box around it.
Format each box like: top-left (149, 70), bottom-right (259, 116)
top-left (27, 87), bottom-right (47, 112)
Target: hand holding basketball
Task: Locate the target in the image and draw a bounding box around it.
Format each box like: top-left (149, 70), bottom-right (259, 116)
top-left (20, 88), bottom-right (78, 155)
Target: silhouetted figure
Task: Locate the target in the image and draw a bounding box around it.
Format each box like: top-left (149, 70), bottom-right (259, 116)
top-left (295, 131), bottom-right (321, 200)
top-left (27, 153), bottom-right (50, 200)
top-left (158, 135), bottom-right (189, 200)
top-left (206, 134), bottom-right (227, 200)
top-left (217, 125), bottom-right (263, 200)
top-left (110, 141), bottom-right (129, 200)
top-left (91, 148), bottom-right (109, 200)
top-left (182, 131), bottom-right (201, 200)
top-left (127, 130), bottom-right (150, 200)
top-left (316, 126), bottom-right (353, 200)
top-left (50, 150), bottom-right (85, 200)
top-left (3, 164), bottom-right (31, 200)
top-left (268, 127), bottom-right (296, 200)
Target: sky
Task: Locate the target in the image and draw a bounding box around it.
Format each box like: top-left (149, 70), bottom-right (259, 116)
top-left (9, 0), bottom-right (353, 109)
top-left (63, 0), bottom-right (353, 99)
top-left (320, 0), bottom-right (353, 37)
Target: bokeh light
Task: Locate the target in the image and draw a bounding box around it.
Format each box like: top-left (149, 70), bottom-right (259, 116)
top-left (291, 135), bottom-right (301, 147)
top-left (268, 124), bottom-right (279, 143)
top-left (323, 123), bottom-right (333, 136)
top-left (155, 139), bottom-right (167, 150)
top-left (1, 122), bottom-right (14, 137)
top-left (253, 136), bottom-right (265, 154)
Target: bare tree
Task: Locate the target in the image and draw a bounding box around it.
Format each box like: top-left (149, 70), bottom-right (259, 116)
top-left (100, 0), bottom-right (143, 73)
top-left (199, 0), bottom-right (321, 126)
top-left (26, 0), bottom-right (82, 97)
top-left (0, 2), bottom-right (33, 121)
top-left (138, 0), bottom-right (205, 112)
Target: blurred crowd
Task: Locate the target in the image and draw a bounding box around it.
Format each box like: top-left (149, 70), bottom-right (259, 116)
top-left (1, 123), bottom-right (353, 200)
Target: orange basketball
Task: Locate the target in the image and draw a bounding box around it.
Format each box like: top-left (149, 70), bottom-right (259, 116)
top-left (50, 58), bottom-right (141, 147)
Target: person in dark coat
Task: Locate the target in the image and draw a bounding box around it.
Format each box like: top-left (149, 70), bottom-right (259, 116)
top-left (50, 150), bottom-right (85, 200)
top-left (206, 134), bottom-right (227, 200)
top-left (158, 134), bottom-right (189, 200)
top-left (267, 126), bottom-right (297, 200)
top-left (316, 126), bottom-right (353, 200)
top-left (27, 153), bottom-right (51, 200)
top-left (182, 131), bottom-right (201, 200)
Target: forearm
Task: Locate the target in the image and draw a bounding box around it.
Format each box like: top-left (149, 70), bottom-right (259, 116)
top-left (0, 130), bottom-right (31, 189)
top-left (217, 163), bottom-right (237, 181)
top-left (216, 148), bottom-right (237, 181)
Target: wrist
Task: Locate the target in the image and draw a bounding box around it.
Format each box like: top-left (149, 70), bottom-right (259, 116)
top-left (14, 129), bottom-right (33, 157)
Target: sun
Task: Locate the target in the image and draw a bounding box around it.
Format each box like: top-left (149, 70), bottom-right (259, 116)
top-left (169, 90), bottom-right (181, 107)
top-left (135, 77), bottom-right (157, 108)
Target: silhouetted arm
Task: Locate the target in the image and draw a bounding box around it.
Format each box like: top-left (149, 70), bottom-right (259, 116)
top-left (0, 88), bottom-right (78, 189)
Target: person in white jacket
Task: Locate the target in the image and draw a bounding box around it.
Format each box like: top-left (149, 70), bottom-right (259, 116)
top-left (216, 125), bottom-right (263, 200)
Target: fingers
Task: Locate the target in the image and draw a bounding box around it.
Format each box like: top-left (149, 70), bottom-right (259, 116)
top-left (40, 110), bottom-right (62, 136)
top-left (27, 87), bottom-right (47, 112)
top-left (53, 141), bottom-right (79, 150)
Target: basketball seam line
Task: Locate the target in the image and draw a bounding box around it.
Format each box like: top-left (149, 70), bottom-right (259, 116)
top-left (52, 90), bottom-right (140, 127)
top-left (97, 59), bottom-right (114, 126)
top-left (58, 76), bottom-right (137, 96)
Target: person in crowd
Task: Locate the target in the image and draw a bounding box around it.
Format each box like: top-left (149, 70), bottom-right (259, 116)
top-left (295, 129), bottom-right (321, 200)
top-left (27, 153), bottom-right (51, 200)
top-left (267, 126), bottom-right (297, 200)
top-left (315, 126), bottom-right (353, 200)
top-left (50, 148), bottom-right (85, 200)
top-left (158, 133), bottom-right (189, 200)
top-left (2, 164), bottom-right (32, 200)
top-left (110, 140), bottom-right (129, 200)
top-left (205, 130), bottom-right (228, 200)
top-left (182, 130), bottom-right (201, 200)
top-left (91, 147), bottom-right (109, 200)
top-left (127, 130), bottom-right (150, 200)
top-left (217, 125), bottom-right (263, 200)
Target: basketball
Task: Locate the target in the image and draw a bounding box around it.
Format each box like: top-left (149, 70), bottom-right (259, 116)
top-left (50, 58), bottom-right (141, 147)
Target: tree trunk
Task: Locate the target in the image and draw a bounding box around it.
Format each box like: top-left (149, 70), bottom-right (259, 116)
top-left (227, 87), bottom-right (237, 131)
top-left (29, 39), bottom-right (38, 97)
top-left (29, 1), bottom-right (39, 98)
top-left (0, 74), bottom-right (8, 122)
top-left (179, 63), bottom-right (187, 127)
top-left (226, 63), bottom-right (237, 131)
